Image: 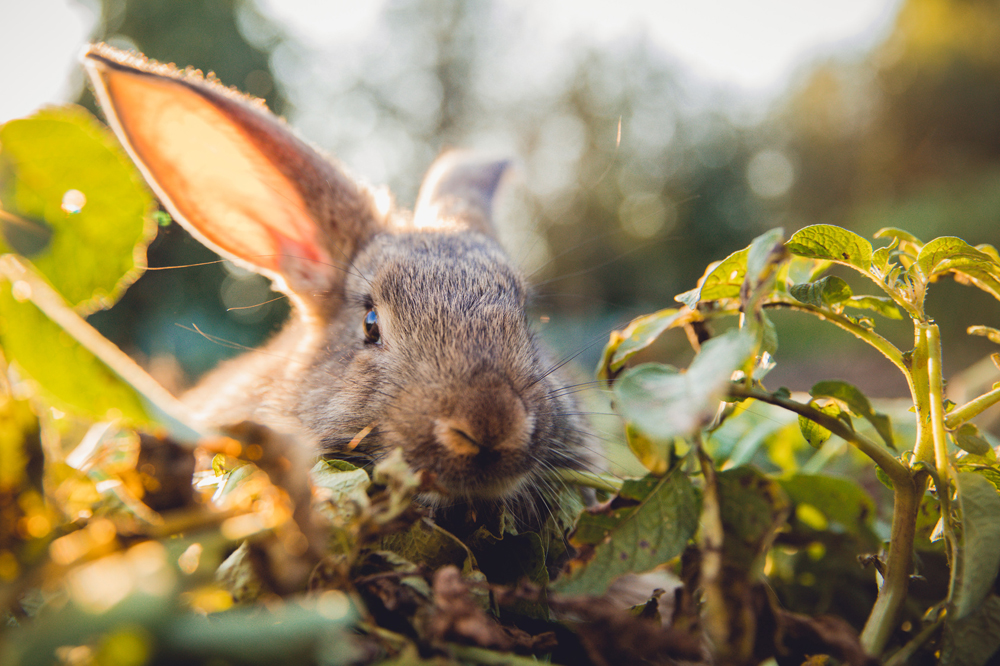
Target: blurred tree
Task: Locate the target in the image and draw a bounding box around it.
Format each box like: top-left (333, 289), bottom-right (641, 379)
top-left (76, 0), bottom-right (1000, 398)
top-left (774, 0), bottom-right (1000, 381)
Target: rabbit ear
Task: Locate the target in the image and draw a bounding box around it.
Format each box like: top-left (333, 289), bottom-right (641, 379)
top-left (82, 44), bottom-right (381, 308)
top-left (413, 151), bottom-right (510, 236)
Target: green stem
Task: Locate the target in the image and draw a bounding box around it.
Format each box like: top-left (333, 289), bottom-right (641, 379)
top-left (944, 383), bottom-right (1000, 429)
top-left (859, 472), bottom-right (924, 656)
top-left (696, 440), bottom-right (731, 658)
top-left (911, 324), bottom-right (934, 466)
top-left (923, 324), bottom-right (950, 482)
top-left (728, 385), bottom-right (910, 487)
top-left (729, 384), bottom-right (920, 658)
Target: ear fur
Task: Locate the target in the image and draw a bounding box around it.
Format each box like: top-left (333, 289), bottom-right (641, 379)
top-left (82, 43), bottom-right (384, 311)
top-left (413, 151), bottom-right (510, 236)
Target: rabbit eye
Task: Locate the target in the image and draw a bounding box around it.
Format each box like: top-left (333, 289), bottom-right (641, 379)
top-left (363, 308), bottom-right (381, 344)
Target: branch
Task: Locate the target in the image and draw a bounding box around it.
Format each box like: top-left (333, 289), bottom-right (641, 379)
top-left (944, 384), bottom-right (1000, 429)
top-left (727, 384), bottom-right (910, 488)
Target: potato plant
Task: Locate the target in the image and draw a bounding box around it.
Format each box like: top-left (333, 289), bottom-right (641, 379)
top-left (1, 107), bottom-right (999, 665)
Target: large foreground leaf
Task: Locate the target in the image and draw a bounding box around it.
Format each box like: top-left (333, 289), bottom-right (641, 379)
top-left (0, 285), bottom-right (150, 424)
top-left (0, 106), bottom-right (155, 310)
top-left (554, 466), bottom-right (700, 595)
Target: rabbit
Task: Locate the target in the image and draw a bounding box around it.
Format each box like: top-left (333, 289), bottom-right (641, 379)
top-left (81, 44), bottom-right (597, 529)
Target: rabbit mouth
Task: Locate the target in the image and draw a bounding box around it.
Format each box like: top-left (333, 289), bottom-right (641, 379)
top-left (419, 466), bottom-right (534, 502)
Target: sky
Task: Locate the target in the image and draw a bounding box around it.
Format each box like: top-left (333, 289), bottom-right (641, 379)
top-left (0, 0), bottom-right (903, 124)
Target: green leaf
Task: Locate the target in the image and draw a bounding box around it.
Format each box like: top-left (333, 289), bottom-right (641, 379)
top-left (716, 467), bottom-right (790, 571)
top-left (614, 329), bottom-right (755, 440)
top-left (675, 247), bottom-right (749, 308)
top-left (311, 459), bottom-right (370, 496)
top-left (745, 228), bottom-right (786, 286)
top-left (942, 594), bottom-right (1000, 666)
top-left (954, 452), bottom-right (1000, 494)
top-left (777, 474), bottom-right (877, 543)
top-left (809, 380), bottom-right (895, 449)
top-left (950, 262), bottom-right (1000, 303)
top-left (786, 225), bottom-right (873, 273)
top-left (916, 236), bottom-right (1000, 280)
top-left (789, 275), bottom-right (853, 308)
top-left (950, 472), bottom-right (1000, 620)
top-left (603, 308), bottom-right (686, 374)
top-left (870, 238), bottom-right (898, 274)
top-left (843, 295), bottom-right (903, 319)
top-left (709, 400), bottom-right (798, 468)
top-left (0, 106), bottom-right (155, 311)
top-left (874, 227), bottom-right (923, 248)
top-left (468, 524), bottom-right (550, 618)
top-left (779, 256), bottom-right (831, 292)
top-left (0, 284), bottom-right (151, 424)
top-left (159, 599), bottom-right (356, 664)
top-left (554, 467), bottom-right (700, 595)
top-left (951, 424), bottom-right (992, 456)
top-left (754, 309), bottom-right (778, 358)
top-left (797, 401), bottom-right (842, 449)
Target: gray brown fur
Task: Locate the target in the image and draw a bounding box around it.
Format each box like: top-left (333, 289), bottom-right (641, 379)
top-left (83, 44), bottom-right (596, 527)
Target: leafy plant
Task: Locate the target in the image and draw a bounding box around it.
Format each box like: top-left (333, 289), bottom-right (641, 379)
top-left (599, 223), bottom-right (1000, 663)
top-left (2, 105), bottom-right (1000, 665)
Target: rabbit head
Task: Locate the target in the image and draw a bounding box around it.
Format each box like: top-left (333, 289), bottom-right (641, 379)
top-left (83, 44), bottom-right (594, 521)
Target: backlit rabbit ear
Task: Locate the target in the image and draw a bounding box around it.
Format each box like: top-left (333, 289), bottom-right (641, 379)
top-left (82, 44), bottom-right (381, 307)
top-left (413, 151), bottom-right (510, 236)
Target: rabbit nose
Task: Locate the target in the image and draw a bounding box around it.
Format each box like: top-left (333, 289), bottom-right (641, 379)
top-left (434, 419), bottom-right (483, 456)
top-left (431, 381), bottom-right (532, 457)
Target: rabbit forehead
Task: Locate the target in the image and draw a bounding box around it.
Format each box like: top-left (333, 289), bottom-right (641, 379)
top-left (357, 232), bottom-right (528, 309)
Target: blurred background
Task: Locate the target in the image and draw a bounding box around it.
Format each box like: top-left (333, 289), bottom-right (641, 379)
top-left (4, 0), bottom-right (1000, 405)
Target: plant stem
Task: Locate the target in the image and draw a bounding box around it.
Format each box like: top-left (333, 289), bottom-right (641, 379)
top-left (696, 441), bottom-right (730, 658)
top-left (944, 383), bottom-right (1000, 429)
top-left (910, 324), bottom-right (934, 465)
top-left (727, 385), bottom-right (910, 487)
top-left (859, 472), bottom-right (923, 656)
top-left (923, 324), bottom-right (951, 482)
top-left (727, 384), bottom-right (921, 658)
